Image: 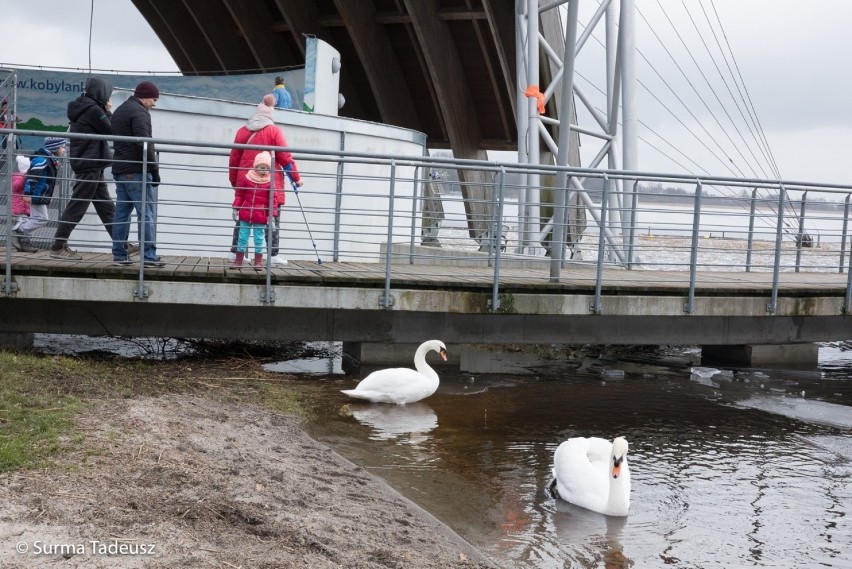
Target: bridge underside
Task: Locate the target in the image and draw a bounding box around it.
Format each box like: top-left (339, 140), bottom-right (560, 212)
top-left (131, 0), bottom-right (518, 153)
top-left (2, 294), bottom-right (847, 348)
top-left (1, 297), bottom-right (843, 368)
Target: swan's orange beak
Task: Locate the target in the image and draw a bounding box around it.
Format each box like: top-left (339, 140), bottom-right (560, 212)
top-left (612, 456), bottom-right (623, 479)
top-left (439, 348), bottom-right (448, 361)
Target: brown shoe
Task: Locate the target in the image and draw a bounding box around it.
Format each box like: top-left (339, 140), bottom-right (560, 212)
top-left (11, 231), bottom-right (23, 251)
top-left (18, 239), bottom-right (38, 253)
top-left (50, 246), bottom-right (83, 261)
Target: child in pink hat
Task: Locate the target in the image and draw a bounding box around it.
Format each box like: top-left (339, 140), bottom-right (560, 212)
top-left (231, 152), bottom-right (273, 268)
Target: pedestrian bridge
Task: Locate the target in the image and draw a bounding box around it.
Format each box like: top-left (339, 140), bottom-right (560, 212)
top-left (2, 129), bottom-right (851, 367)
top-left (1, 249), bottom-right (849, 353)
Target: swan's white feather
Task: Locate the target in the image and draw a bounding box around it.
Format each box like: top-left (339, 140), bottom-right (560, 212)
top-left (552, 436), bottom-right (631, 517)
top-left (341, 340), bottom-right (447, 404)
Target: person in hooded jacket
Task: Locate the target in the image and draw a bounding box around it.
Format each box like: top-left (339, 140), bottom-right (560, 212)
top-left (227, 94), bottom-right (302, 266)
top-left (50, 76), bottom-right (126, 260)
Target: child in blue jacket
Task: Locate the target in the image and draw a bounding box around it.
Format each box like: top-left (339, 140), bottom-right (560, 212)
top-left (13, 137), bottom-right (67, 253)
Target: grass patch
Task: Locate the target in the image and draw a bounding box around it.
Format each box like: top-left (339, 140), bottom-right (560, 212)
top-left (0, 392), bottom-right (82, 472)
top-left (0, 346), bottom-right (311, 471)
top-left (258, 382), bottom-right (306, 417)
top-left (0, 352), bottom-right (89, 472)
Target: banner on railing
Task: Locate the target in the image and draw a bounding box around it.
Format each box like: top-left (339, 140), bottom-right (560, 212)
top-left (0, 67), bottom-right (305, 151)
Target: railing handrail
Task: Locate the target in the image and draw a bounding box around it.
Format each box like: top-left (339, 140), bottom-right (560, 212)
top-left (5, 126), bottom-right (852, 195)
top-left (3, 127), bottom-right (851, 316)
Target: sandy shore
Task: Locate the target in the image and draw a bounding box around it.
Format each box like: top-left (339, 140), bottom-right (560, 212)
top-left (0, 394), bottom-right (498, 568)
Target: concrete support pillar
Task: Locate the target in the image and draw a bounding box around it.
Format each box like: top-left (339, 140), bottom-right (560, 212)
top-left (0, 332), bottom-right (34, 350)
top-left (342, 342), bottom-right (459, 374)
top-left (343, 342), bottom-right (537, 374)
top-left (701, 343), bottom-right (819, 368)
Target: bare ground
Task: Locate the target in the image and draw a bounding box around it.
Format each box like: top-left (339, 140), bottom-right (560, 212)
top-left (0, 393), bottom-right (497, 569)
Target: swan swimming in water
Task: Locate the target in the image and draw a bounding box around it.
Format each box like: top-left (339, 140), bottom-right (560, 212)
top-left (550, 436), bottom-right (631, 517)
top-left (341, 340), bottom-right (447, 404)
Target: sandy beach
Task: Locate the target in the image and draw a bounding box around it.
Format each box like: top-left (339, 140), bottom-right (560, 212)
top-left (0, 393), bottom-right (498, 568)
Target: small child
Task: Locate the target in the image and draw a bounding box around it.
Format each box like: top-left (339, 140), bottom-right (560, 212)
top-left (272, 76), bottom-right (292, 110)
top-left (231, 152), bottom-right (273, 268)
top-left (10, 155), bottom-right (33, 250)
top-left (14, 137), bottom-right (66, 253)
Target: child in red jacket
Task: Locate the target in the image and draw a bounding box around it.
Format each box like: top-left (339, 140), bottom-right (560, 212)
top-left (231, 152), bottom-right (273, 268)
top-left (11, 155), bottom-right (31, 232)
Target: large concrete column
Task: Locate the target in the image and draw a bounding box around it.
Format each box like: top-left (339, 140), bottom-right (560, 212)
top-left (343, 342), bottom-right (460, 373)
top-left (0, 332), bottom-right (34, 350)
top-left (702, 344), bottom-right (819, 368)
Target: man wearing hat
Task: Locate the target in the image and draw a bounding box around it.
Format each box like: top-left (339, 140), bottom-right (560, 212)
top-left (12, 137), bottom-right (66, 253)
top-left (110, 80), bottom-right (164, 267)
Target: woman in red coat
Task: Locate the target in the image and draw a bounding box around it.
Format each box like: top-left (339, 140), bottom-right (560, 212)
top-left (228, 95), bottom-right (303, 266)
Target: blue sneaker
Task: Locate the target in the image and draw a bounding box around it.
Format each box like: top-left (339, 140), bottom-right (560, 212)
top-left (144, 259), bottom-right (165, 268)
top-left (113, 258), bottom-right (133, 266)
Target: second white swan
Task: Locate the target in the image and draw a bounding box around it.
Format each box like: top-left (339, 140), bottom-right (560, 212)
top-left (341, 340), bottom-right (448, 404)
top-left (551, 436), bottom-right (631, 517)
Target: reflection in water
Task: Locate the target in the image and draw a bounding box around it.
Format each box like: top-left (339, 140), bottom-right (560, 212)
top-left (346, 402), bottom-right (438, 444)
top-left (551, 501), bottom-right (629, 569)
top-left (296, 348), bottom-right (852, 569)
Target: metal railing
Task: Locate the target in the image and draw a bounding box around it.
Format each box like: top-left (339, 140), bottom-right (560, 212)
top-left (3, 127), bottom-right (852, 313)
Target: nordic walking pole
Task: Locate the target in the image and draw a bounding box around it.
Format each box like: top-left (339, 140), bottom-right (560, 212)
top-left (285, 166), bottom-right (322, 264)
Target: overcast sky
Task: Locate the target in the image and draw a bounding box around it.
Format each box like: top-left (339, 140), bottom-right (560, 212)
top-left (2, 0), bottom-right (851, 187)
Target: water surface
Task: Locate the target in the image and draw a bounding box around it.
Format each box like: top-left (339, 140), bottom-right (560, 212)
top-left (294, 347), bottom-right (852, 568)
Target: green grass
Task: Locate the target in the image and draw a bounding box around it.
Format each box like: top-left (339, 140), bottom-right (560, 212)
top-left (0, 352), bottom-right (88, 472)
top-left (0, 348), bottom-right (308, 472)
top-left (258, 382), bottom-right (305, 416)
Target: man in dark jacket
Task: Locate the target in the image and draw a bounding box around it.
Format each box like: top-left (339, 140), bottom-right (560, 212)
top-left (110, 81), bottom-right (164, 267)
top-left (50, 76), bottom-right (126, 260)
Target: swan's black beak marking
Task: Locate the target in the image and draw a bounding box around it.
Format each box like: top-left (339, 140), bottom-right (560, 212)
top-left (439, 348), bottom-right (448, 362)
top-left (612, 455), bottom-right (624, 479)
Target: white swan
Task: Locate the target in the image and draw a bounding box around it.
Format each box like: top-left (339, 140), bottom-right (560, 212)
top-left (551, 436), bottom-right (631, 517)
top-left (341, 340), bottom-right (448, 404)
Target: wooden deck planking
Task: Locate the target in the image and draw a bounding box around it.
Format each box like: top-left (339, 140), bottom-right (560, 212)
top-left (1, 248), bottom-right (849, 296)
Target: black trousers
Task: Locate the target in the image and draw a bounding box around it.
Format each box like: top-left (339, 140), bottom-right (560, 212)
top-left (53, 170), bottom-right (115, 247)
top-left (230, 216), bottom-right (280, 256)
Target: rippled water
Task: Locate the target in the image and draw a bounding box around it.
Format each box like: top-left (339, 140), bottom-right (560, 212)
top-left (29, 335), bottom-right (852, 567)
top-left (294, 346), bottom-right (852, 569)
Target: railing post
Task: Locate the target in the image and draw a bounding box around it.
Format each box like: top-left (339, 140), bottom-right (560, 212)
top-left (591, 175), bottom-right (609, 315)
top-left (840, 194), bottom-right (851, 274)
top-left (134, 141), bottom-right (150, 300)
top-left (794, 191), bottom-right (808, 272)
top-left (685, 180), bottom-right (702, 314)
top-left (380, 160), bottom-right (397, 309)
top-left (1, 71), bottom-right (16, 295)
top-left (846, 238), bottom-right (852, 315)
top-left (333, 131), bottom-right (345, 262)
top-left (261, 149), bottom-right (275, 304)
top-left (626, 180), bottom-right (639, 269)
top-left (2, 138), bottom-right (16, 295)
top-left (408, 165), bottom-right (421, 263)
top-left (746, 187), bottom-right (758, 272)
top-left (488, 169), bottom-right (499, 267)
top-left (490, 167), bottom-right (506, 312)
top-left (768, 186), bottom-right (786, 314)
